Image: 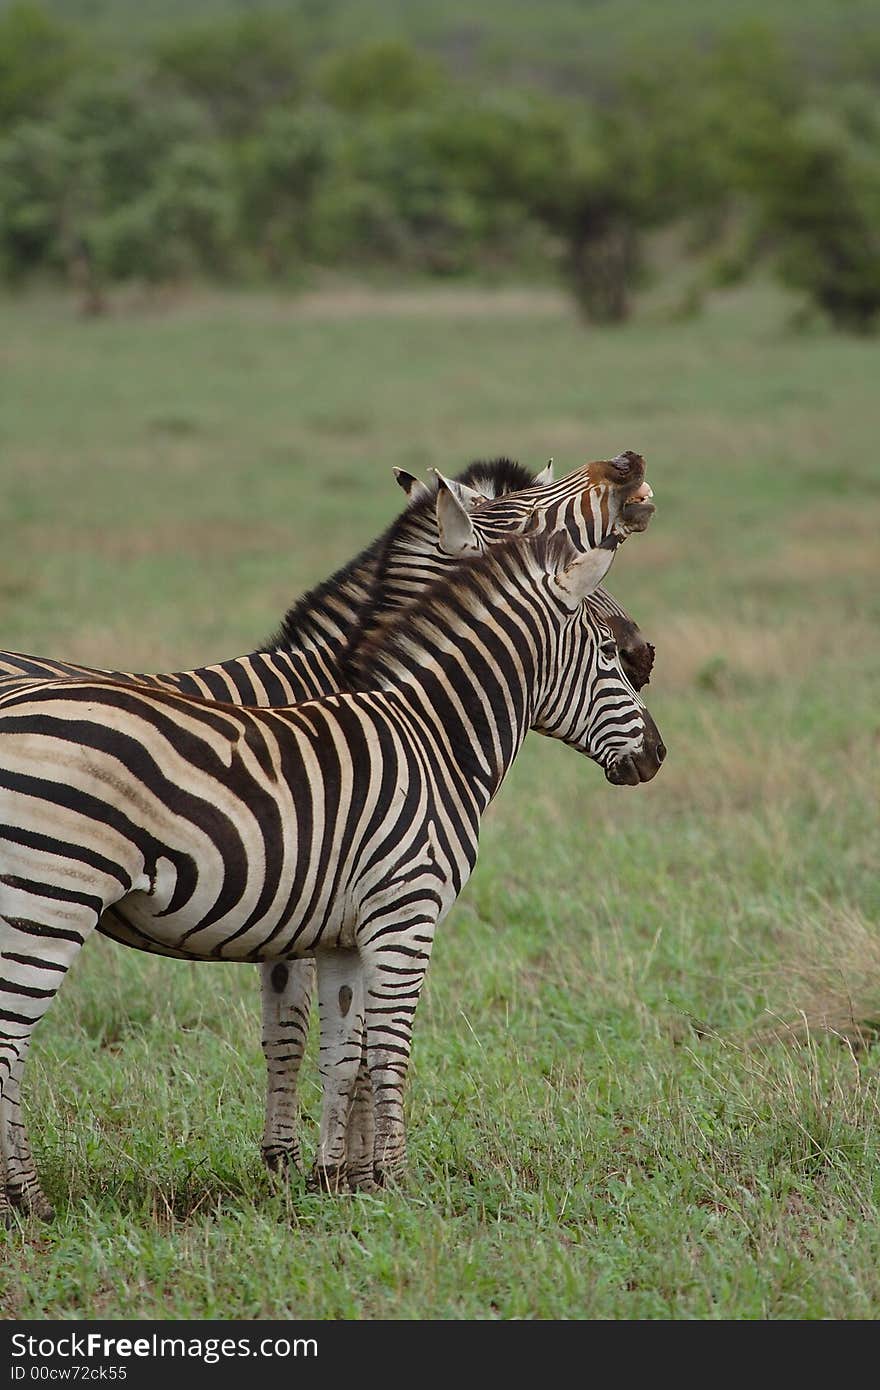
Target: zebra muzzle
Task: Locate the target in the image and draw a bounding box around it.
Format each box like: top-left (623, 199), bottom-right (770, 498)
top-left (618, 496), bottom-right (655, 534)
top-left (606, 734), bottom-right (666, 786)
top-left (605, 454), bottom-right (656, 535)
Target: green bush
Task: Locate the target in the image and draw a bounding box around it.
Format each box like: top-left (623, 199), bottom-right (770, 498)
top-left (317, 40), bottom-right (442, 115)
top-left (0, 2), bottom-right (79, 129)
top-left (0, 120), bottom-right (76, 276)
top-left (0, 81), bottom-right (236, 286)
top-left (153, 12), bottom-right (301, 137)
top-left (93, 143), bottom-right (236, 282)
top-left (749, 97), bottom-right (880, 332)
top-left (0, 4), bottom-right (877, 322)
top-left (236, 107), bottom-right (340, 272)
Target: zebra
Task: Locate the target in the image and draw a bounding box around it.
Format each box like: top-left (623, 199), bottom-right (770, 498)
top-left (0, 450), bottom-right (656, 1189)
top-left (0, 520), bottom-right (665, 1219)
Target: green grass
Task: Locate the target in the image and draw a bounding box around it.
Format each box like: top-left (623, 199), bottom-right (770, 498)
top-left (1, 280), bottom-right (879, 1318)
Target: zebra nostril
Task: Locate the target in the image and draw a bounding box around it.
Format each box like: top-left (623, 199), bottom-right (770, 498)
top-left (657, 742), bottom-right (667, 763)
top-left (610, 450), bottom-right (643, 481)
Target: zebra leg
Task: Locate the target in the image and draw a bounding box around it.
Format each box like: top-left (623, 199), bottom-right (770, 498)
top-left (344, 1044), bottom-right (376, 1193)
top-left (0, 897), bottom-right (103, 1224)
top-left (360, 914), bottom-right (436, 1190)
top-left (308, 949), bottom-right (366, 1194)
top-left (3, 1035), bottom-right (54, 1220)
top-left (259, 957), bottom-right (315, 1176)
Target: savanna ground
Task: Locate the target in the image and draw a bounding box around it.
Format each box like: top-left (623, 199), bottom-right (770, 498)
top-left (0, 280), bottom-right (878, 1319)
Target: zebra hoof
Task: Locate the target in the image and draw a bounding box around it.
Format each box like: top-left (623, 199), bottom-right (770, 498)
top-left (371, 1164), bottom-right (405, 1191)
top-left (5, 1189), bottom-right (55, 1223)
top-left (8, 1189), bottom-right (55, 1222)
top-left (347, 1168), bottom-right (379, 1193)
top-left (306, 1164), bottom-right (350, 1195)
top-left (261, 1146), bottom-right (304, 1179)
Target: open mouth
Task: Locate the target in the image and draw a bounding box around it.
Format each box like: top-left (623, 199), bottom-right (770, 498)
top-left (626, 480), bottom-right (653, 505)
top-left (617, 479), bottom-right (655, 534)
top-left (605, 452), bottom-right (654, 513)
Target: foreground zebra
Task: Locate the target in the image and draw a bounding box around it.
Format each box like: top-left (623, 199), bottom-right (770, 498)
top-left (0, 454), bottom-right (656, 1183)
top-left (0, 518), bottom-right (664, 1218)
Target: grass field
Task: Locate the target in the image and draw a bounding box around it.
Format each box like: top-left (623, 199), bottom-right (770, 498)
top-left (1, 281), bottom-right (879, 1319)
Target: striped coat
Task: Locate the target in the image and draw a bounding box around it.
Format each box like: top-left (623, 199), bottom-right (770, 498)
top-left (0, 452), bottom-right (656, 1193)
top-left (0, 528), bottom-right (664, 1215)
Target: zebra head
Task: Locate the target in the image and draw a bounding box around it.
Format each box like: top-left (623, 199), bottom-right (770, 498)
top-left (531, 538), bottom-right (666, 786)
top-left (432, 450), bottom-right (655, 557)
top-left (348, 454), bottom-right (656, 690)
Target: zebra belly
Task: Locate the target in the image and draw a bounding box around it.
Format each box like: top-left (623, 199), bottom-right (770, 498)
top-left (101, 879), bottom-right (362, 963)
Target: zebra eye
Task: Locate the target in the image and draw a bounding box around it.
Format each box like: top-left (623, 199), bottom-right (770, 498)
top-left (600, 640), bottom-right (617, 660)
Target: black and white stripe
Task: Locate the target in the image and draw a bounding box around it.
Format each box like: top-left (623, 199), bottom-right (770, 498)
top-left (0, 452), bottom-right (656, 1188)
top-left (0, 525), bottom-right (664, 1217)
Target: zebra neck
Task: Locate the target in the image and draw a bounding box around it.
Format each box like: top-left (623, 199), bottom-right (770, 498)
top-left (263, 540), bottom-right (382, 663)
top-left (588, 583), bottom-right (627, 623)
top-left (380, 629), bottom-right (537, 810)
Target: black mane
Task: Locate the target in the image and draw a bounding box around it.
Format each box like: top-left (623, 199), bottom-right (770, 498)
top-left (262, 458), bottom-right (538, 656)
top-left (348, 530), bottom-right (577, 687)
top-left (456, 458), bottom-right (536, 498)
top-left (261, 534), bottom-right (384, 655)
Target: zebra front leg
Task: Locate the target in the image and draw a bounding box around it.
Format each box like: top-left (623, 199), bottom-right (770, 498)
top-left (360, 913), bottom-right (436, 1190)
top-left (308, 949), bottom-right (367, 1194)
top-left (259, 957), bottom-right (315, 1176)
top-left (0, 895), bottom-right (103, 1224)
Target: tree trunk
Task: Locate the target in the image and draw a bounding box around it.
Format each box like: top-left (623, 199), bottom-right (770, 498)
top-left (568, 215), bottom-right (637, 324)
top-left (68, 238), bottom-right (106, 317)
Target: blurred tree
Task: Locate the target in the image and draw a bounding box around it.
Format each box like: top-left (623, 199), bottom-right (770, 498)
top-left (335, 113), bottom-right (482, 272)
top-left (308, 173), bottom-right (407, 266)
top-left (546, 28), bottom-right (803, 321)
top-left (427, 97), bottom-right (647, 320)
top-left (317, 40), bottom-right (442, 115)
top-left (0, 120), bottom-right (80, 277)
top-left (0, 2), bottom-right (79, 130)
top-left (93, 143), bottom-right (236, 282)
top-left (154, 13), bottom-right (301, 137)
top-left (61, 77), bottom-right (210, 208)
top-left (0, 78), bottom-right (235, 293)
top-left (1, 5), bottom-right (875, 324)
top-left (237, 107), bottom-right (339, 274)
top-left (748, 96), bottom-right (880, 332)
top-left (554, 115), bottom-right (648, 323)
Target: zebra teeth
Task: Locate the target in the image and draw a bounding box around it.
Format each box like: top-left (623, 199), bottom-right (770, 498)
top-left (627, 481), bottom-right (653, 503)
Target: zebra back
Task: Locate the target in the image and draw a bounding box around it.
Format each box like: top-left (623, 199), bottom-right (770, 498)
top-left (0, 460), bottom-right (537, 704)
top-left (0, 454), bottom-right (654, 701)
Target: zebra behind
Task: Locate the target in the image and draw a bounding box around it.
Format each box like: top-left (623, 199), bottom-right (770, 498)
top-left (0, 522), bottom-right (664, 1218)
top-left (0, 454), bottom-right (657, 1182)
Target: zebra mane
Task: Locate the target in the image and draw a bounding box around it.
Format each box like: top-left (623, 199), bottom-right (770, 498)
top-left (262, 535), bottom-right (384, 656)
top-left (397, 458), bottom-right (535, 514)
top-left (341, 458), bottom-right (540, 665)
top-left (346, 530), bottom-right (579, 687)
top-left (453, 457), bottom-right (536, 500)
top-left (262, 458), bottom-right (537, 658)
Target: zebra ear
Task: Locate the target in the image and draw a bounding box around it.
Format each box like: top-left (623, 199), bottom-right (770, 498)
top-left (393, 468), bottom-right (432, 505)
top-left (436, 472), bottom-right (483, 511)
top-left (454, 480), bottom-right (484, 510)
top-left (432, 471), bottom-right (480, 555)
top-left (533, 459), bottom-right (554, 487)
top-left (553, 547), bottom-right (615, 608)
